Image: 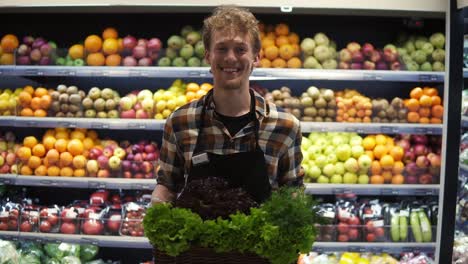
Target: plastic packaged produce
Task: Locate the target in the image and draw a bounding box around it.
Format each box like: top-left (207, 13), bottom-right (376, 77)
top-left (0, 240), bottom-right (19, 263)
top-left (120, 202), bottom-right (146, 236)
top-left (313, 203), bottom-right (336, 241)
top-left (0, 201), bottom-right (21, 231)
top-left (360, 199), bottom-right (386, 242)
top-left (399, 252), bottom-right (434, 264)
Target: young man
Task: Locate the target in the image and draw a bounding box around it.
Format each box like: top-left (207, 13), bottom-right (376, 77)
top-left (151, 5), bottom-right (303, 205)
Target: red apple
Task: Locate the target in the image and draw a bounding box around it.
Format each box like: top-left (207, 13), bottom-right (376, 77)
top-left (97, 169), bottom-right (110, 178)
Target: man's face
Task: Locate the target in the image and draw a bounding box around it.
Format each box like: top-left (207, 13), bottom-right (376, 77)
top-left (205, 29), bottom-right (259, 90)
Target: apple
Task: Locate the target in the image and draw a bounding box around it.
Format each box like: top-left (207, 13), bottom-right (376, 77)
top-left (113, 148), bottom-right (126, 159)
top-left (419, 173), bottom-right (433, 184)
top-left (323, 145), bottom-right (335, 155)
top-left (317, 175), bottom-right (329, 184)
top-left (366, 233), bottom-right (376, 242)
top-left (97, 169), bottom-right (110, 178)
top-left (89, 148), bottom-right (103, 160)
top-left (348, 216), bottom-right (360, 226)
top-left (146, 152), bottom-right (157, 161)
top-left (351, 145), bottom-right (365, 159)
top-left (5, 153), bottom-right (15, 166)
top-left (306, 145), bottom-right (321, 159)
top-left (358, 155), bottom-right (372, 170)
top-left (123, 171), bottom-right (132, 178)
top-left (121, 109), bottom-right (136, 119)
top-left (144, 172), bottom-right (154, 179)
top-left (122, 160), bottom-right (132, 171)
top-left (86, 160), bottom-right (99, 174)
top-left (10, 164), bottom-right (18, 174)
top-left (315, 155), bottom-right (327, 169)
top-left (343, 172), bottom-right (357, 184)
top-left (307, 165), bottom-right (321, 179)
top-left (108, 156), bottom-right (121, 170)
top-left (134, 173), bottom-right (144, 179)
top-left (141, 161), bottom-right (153, 173)
top-left (346, 42), bottom-right (361, 53)
top-left (103, 147), bottom-right (114, 158)
top-left (349, 136), bottom-right (363, 146)
top-left (344, 158), bottom-right (359, 173)
top-left (326, 153), bottom-right (338, 165)
top-left (322, 164), bottom-right (335, 177)
top-left (416, 155), bottom-right (430, 168)
top-left (135, 109), bottom-right (149, 119)
top-left (0, 164), bottom-right (10, 173)
top-left (97, 156), bottom-right (109, 169)
top-left (0, 156), bottom-right (4, 167)
top-left (336, 145), bottom-right (352, 161)
top-left (334, 162), bottom-right (345, 175)
top-left (330, 174), bottom-right (343, 184)
top-left (357, 174), bottom-right (369, 184)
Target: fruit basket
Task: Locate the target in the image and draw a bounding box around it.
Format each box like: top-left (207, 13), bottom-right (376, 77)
top-left (144, 179), bottom-right (317, 264)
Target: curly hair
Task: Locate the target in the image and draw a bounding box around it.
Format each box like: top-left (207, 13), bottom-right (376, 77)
top-left (202, 5), bottom-right (261, 55)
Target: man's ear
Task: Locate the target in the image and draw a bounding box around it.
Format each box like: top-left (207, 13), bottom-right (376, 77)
top-left (253, 53), bottom-right (260, 67)
top-left (204, 50), bottom-right (211, 65)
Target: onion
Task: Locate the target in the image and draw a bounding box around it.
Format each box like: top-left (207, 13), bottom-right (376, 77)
top-left (17, 56), bottom-right (31, 65)
top-left (376, 61), bottom-right (388, 70)
top-left (122, 35), bottom-right (137, 51)
top-left (39, 56), bottom-right (51, 65)
top-left (32, 37), bottom-right (46, 49)
top-left (147, 38), bottom-right (162, 52)
top-left (133, 46), bottom-right (147, 59)
top-left (138, 57), bottom-right (152, 66)
top-left (122, 56), bottom-right (137, 67)
top-left (40, 43), bottom-right (52, 56)
top-left (350, 63), bottom-right (362, 70)
top-left (30, 49), bottom-right (42, 62)
top-left (137, 38), bottom-right (148, 47)
top-left (17, 44), bottom-right (30, 56)
top-left (397, 139), bottom-right (411, 151)
top-left (411, 135), bottom-right (428, 145)
top-left (413, 144), bottom-right (427, 156)
top-left (23, 36), bottom-right (34, 46)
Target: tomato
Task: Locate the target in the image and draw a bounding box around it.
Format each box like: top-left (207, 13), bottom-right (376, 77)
top-left (39, 221), bottom-right (52, 233)
top-left (8, 219), bottom-right (17, 230)
top-left (106, 214), bottom-right (121, 233)
top-left (0, 221), bottom-right (8, 230)
top-left (60, 222), bottom-right (77, 234)
top-left (20, 221), bottom-right (33, 232)
top-left (47, 214), bottom-right (58, 226)
top-left (82, 219), bottom-right (104, 235)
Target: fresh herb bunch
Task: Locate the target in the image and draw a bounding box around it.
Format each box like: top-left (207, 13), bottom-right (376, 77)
top-left (143, 186), bottom-right (317, 264)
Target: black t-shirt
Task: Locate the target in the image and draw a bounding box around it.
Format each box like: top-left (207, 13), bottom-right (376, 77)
top-left (215, 111), bottom-right (254, 136)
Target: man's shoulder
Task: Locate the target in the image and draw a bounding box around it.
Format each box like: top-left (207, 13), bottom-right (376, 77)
top-left (165, 99), bottom-right (202, 132)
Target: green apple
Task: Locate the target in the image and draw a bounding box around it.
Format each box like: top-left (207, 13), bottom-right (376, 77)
top-left (317, 175), bottom-right (330, 184)
top-left (336, 144), bottom-right (352, 161)
top-left (323, 164), bottom-right (335, 177)
top-left (326, 153), bottom-right (338, 164)
top-left (302, 150), bottom-right (309, 163)
top-left (358, 155), bottom-right (372, 170)
top-left (334, 162), bottom-right (345, 175)
top-left (331, 135), bottom-right (347, 146)
top-left (308, 160), bottom-right (316, 167)
top-left (343, 172), bottom-right (358, 184)
top-left (358, 167), bottom-right (369, 175)
top-left (351, 145), bottom-right (365, 159)
top-left (358, 174), bottom-right (370, 184)
top-left (344, 158), bottom-right (359, 173)
top-left (315, 138), bottom-right (328, 150)
top-left (307, 145), bottom-right (321, 160)
top-left (323, 145), bottom-right (335, 155)
top-left (330, 174), bottom-right (343, 184)
top-left (302, 137), bottom-right (312, 151)
top-left (315, 155), bottom-right (327, 169)
top-left (349, 135), bottom-right (363, 146)
top-left (307, 165), bottom-right (321, 179)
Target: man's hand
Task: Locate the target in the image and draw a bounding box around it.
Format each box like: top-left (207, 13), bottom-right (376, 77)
top-left (151, 184), bottom-right (175, 205)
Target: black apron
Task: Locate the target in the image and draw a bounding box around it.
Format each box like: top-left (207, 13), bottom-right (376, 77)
top-left (185, 89), bottom-right (271, 203)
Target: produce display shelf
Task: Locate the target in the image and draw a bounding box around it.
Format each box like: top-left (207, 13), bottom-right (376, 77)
top-left (0, 66), bottom-right (445, 82)
top-left (0, 174), bottom-right (156, 190)
top-left (461, 116), bottom-right (468, 127)
top-left (0, 231), bottom-right (437, 252)
top-left (312, 242), bottom-right (436, 254)
top-left (305, 183), bottom-right (440, 196)
top-left (463, 69), bottom-right (468, 78)
top-left (5, 117), bottom-right (444, 134)
top-left (459, 163), bottom-right (468, 173)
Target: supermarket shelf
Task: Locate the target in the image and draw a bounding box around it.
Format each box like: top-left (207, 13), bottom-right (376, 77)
top-left (305, 183), bottom-right (440, 196)
top-left (301, 122), bottom-right (443, 135)
top-left (13, 117), bottom-right (165, 130)
top-left (0, 174), bottom-right (156, 190)
top-left (3, 117), bottom-right (444, 134)
top-left (464, 69), bottom-right (468, 78)
top-left (0, 66), bottom-right (445, 82)
top-left (462, 116), bottom-right (468, 127)
top-left (0, 231), bottom-right (437, 252)
top-left (312, 242), bottom-right (436, 254)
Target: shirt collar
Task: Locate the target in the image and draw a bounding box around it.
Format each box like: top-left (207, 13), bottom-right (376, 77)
top-left (203, 88), bottom-right (268, 118)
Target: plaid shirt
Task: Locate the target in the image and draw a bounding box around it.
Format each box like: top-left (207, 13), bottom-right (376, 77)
top-left (156, 89), bottom-right (303, 193)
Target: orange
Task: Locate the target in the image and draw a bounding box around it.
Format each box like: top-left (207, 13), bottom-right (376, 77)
top-left (363, 116), bottom-right (371, 123)
top-left (17, 146), bottom-right (32, 161)
top-left (373, 144), bottom-right (388, 160)
top-left (419, 95), bottom-right (432, 107)
top-left (430, 117), bottom-right (442, 124)
top-left (418, 107), bottom-right (431, 118)
top-left (370, 175), bottom-right (385, 184)
top-left (20, 108), bottom-right (34, 117)
top-left (362, 136), bottom-right (376, 150)
top-left (32, 144), bottom-right (46, 157)
top-left (287, 33), bottom-right (300, 44)
top-left (431, 95), bottom-right (442, 106)
top-left (102, 27), bottom-right (118, 40)
top-left (19, 91), bottom-right (32, 105)
top-left (275, 36), bottom-right (289, 47)
top-left (84, 35), bottom-right (103, 53)
top-left (40, 94), bottom-right (52, 109)
top-left (82, 137), bottom-right (95, 150)
top-left (0, 34), bottom-right (19, 53)
top-left (43, 136), bottom-right (57, 150)
top-left (47, 166), bottom-right (60, 176)
top-left (73, 169), bottom-right (86, 177)
top-left (54, 138), bottom-right (68, 153)
top-left (70, 130), bottom-right (85, 141)
top-left (102, 38), bottom-right (119, 55)
top-left (287, 57), bottom-right (302, 68)
top-left (406, 98), bottom-right (420, 112)
top-left (380, 155), bottom-right (394, 170)
top-left (279, 44), bottom-right (294, 60)
top-left (20, 165), bottom-right (33, 175)
top-left (23, 85), bottom-right (34, 95)
top-left (117, 38), bottom-right (124, 53)
top-left (392, 161), bottom-right (405, 174)
top-left (365, 150), bottom-right (374, 161)
top-left (46, 149), bottom-right (60, 164)
top-left (419, 117), bottom-right (430, 124)
top-left (186, 83), bottom-right (200, 93)
top-left (44, 129), bottom-right (55, 138)
top-left (34, 165), bottom-right (47, 176)
top-left (200, 83), bottom-right (213, 92)
top-left (59, 152), bottom-right (73, 167)
top-left (67, 139), bottom-right (84, 156)
top-left (261, 38), bottom-right (275, 49)
top-left (407, 112), bottom-right (420, 123)
top-left (275, 23), bottom-right (290, 36)
top-left (72, 155), bottom-right (87, 169)
top-left (68, 44), bottom-right (84, 60)
top-left (375, 135), bottom-right (387, 146)
top-left (34, 87), bottom-right (48, 98)
top-left (196, 89), bottom-right (207, 99)
top-left (60, 167), bottom-right (74, 177)
top-left (23, 136), bottom-right (38, 148)
top-left (391, 174), bottom-right (405, 184)
top-left (185, 91), bottom-right (196, 102)
top-left (431, 105), bottom-right (444, 118)
top-left (390, 146), bottom-right (404, 161)
top-left (27, 156), bottom-right (42, 169)
top-left (105, 54), bottom-right (122, 66)
top-left (264, 45), bottom-right (279, 60)
top-left (410, 87), bottom-right (423, 99)
top-left (291, 44), bottom-right (301, 56)
top-left (259, 58), bottom-right (271, 68)
top-left (30, 97), bottom-right (41, 110)
top-left (86, 53), bottom-right (106, 66)
top-left (424, 88), bottom-right (438, 97)
top-left (382, 170), bottom-right (393, 183)
top-left (34, 109), bottom-right (47, 117)
top-left (271, 58), bottom-right (287, 68)
top-left (0, 53), bottom-right (14, 65)
top-left (55, 130), bottom-right (69, 140)
top-left (370, 160), bottom-right (382, 175)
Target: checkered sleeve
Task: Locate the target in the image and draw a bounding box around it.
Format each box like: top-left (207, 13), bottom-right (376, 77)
top-left (278, 117), bottom-right (303, 187)
top-left (156, 115), bottom-right (185, 192)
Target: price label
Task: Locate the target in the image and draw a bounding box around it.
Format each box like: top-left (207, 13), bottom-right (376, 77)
top-left (414, 127), bottom-right (427, 134)
top-left (415, 189), bottom-right (433, 196)
top-left (380, 126), bottom-right (398, 134)
top-left (91, 122), bottom-right (109, 129)
top-left (89, 181), bottom-right (107, 189)
top-left (128, 123), bottom-right (146, 129)
top-left (363, 73), bottom-right (377, 80)
top-left (400, 210), bottom-right (409, 217)
top-left (25, 121), bottom-right (38, 127)
top-left (58, 121), bottom-right (76, 128)
top-left (347, 246), bottom-right (361, 252)
top-left (188, 71), bottom-right (201, 77)
top-left (344, 127), bottom-right (356, 133)
top-left (132, 183), bottom-right (152, 190)
top-left (419, 74), bottom-right (441, 82)
top-left (381, 188), bottom-right (399, 195)
top-left (252, 70), bottom-right (266, 77)
top-left (373, 220), bottom-right (384, 227)
top-left (323, 211), bottom-right (335, 219)
top-left (0, 178), bottom-right (14, 185)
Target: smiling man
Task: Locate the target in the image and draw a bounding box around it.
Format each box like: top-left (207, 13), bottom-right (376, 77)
top-left (151, 5), bottom-right (303, 205)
